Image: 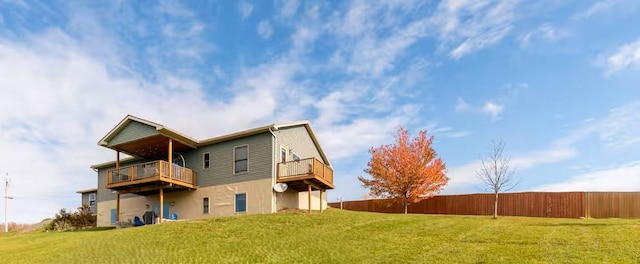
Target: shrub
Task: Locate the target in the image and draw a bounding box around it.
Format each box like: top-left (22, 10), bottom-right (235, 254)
top-left (45, 205), bottom-right (96, 231)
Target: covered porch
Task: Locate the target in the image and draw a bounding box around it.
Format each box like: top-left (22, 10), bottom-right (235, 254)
top-left (98, 115), bottom-right (199, 224)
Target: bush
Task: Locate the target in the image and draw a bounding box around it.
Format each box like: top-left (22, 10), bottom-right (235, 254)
top-left (45, 205), bottom-right (96, 231)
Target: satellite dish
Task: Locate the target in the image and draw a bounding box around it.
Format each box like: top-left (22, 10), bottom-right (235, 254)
top-left (273, 183), bottom-right (288, 193)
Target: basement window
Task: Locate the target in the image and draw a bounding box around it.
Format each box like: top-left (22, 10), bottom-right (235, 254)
top-left (203, 197), bottom-right (209, 214)
top-left (235, 193), bottom-right (246, 213)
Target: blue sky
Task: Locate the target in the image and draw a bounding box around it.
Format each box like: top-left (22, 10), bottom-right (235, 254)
top-left (1, 0), bottom-right (639, 223)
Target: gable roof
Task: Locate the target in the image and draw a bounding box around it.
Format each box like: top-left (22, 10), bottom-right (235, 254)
top-left (98, 115), bottom-right (199, 148)
top-left (92, 116), bottom-right (331, 168)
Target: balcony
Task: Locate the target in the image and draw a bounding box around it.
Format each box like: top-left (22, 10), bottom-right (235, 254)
top-left (106, 160), bottom-right (197, 195)
top-left (277, 158), bottom-right (334, 191)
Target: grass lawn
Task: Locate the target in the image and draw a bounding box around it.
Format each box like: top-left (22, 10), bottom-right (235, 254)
top-left (1, 209), bottom-right (639, 263)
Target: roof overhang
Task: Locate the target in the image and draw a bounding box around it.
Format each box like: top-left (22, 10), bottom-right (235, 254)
top-left (76, 188), bottom-right (97, 194)
top-left (97, 115), bottom-right (198, 159)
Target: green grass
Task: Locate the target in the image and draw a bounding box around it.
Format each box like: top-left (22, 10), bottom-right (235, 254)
top-left (1, 209), bottom-right (639, 263)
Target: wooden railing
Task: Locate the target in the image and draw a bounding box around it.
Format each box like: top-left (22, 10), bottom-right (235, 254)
top-left (277, 158), bottom-right (333, 185)
top-left (106, 160), bottom-right (196, 187)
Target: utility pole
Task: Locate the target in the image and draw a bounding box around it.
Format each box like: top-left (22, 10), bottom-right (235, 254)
top-left (4, 173), bottom-right (12, 233)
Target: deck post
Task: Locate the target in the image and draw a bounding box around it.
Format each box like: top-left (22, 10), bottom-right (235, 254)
top-left (308, 184), bottom-right (312, 214)
top-left (116, 193), bottom-right (120, 223)
top-left (115, 151), bottom-right (120, 222)
top-left (159, 187), bottom-right (164, 223)
top-left (319, 189), bottom-right (323, 212)
top-left (168, 138), bottom-right (173, 179)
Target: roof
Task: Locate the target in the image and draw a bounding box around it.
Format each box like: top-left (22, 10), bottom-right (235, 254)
top-left (98, 115), bottom-right (199, 148)
top-left (76, 188), bottom-right (97, 194)
top-left (91, 116), bottom-right (331, 168)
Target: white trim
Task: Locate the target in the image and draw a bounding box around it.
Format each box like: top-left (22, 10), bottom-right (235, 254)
top-left (279, 145), bottom-right (288, 163)
top-left (233, 145), bottom-right (249, 175)
top-left (202, 152), bottom-right (211, 169)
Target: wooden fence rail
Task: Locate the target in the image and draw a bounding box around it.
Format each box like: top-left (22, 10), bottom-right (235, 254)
top-left (328, 192), bottom-right (640, 219)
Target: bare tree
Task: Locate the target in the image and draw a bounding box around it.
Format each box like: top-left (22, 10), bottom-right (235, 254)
top-left (477, 140), bottom-right (519, 219)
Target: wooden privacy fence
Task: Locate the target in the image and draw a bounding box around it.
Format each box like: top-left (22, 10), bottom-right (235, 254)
top-left (328, 192), bottom-right (640, 218)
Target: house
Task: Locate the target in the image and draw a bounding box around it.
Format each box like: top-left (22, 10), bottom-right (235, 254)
top-left (89, 115), bottom-right (334, 227)
top-left (76, 188), bottom-right (97, 215)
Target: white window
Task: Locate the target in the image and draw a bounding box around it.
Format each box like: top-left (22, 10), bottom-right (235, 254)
top-left (203, 152), bottom-right (210, 169)
top-left (280, 146), bottom-right (288, 163)
top-left (234, 145), bottom-right (248, 174)
top-left (89, 193), bottom-right (96, 207)
top-left (292, 152), bottom-right (300, 161)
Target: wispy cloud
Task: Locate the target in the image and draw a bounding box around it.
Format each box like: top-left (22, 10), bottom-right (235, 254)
top-left (257, 20), bottom-right (273, 40)
top-left (238, 1), bottom-right (254, 20)
top-left (277, 0), bottom-right (299, 18)
top-left (572, 0), bottom-right (615, 20)
top-left (455, 97), bottom-right (470, 112)
top-left (481, 101), bottom-right (504, 120)
top-left (536, 161), bottom-right (640, 191)
top-left (518, 23), bottom-right (562, 47)
top-left (598, 37), bottom-right (640, 75)
top-left (431, 0), bottom-right (520, 59)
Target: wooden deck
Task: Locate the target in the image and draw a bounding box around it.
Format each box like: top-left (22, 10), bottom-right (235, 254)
top-left (106, 160), bottom-right (197, 194)
top-left (277, 158), bottom-right (334, 191)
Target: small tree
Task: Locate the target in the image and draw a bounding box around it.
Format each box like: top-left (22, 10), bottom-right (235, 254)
top-left (477, 140), bottom-right (519, 219)
top-left (358, 126), bottom-right (448, 214)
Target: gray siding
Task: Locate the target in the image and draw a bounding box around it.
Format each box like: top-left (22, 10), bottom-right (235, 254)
top-left (96, 132), bottom-right (274, 201)
top-left (107, 121), bottom-right (158, 147)
top-left (274, 126), bottom-right (322, 163)
top-left (183, 132), bottom-right (274, 187)
top-left (81, 192), bottom-right (97, 214)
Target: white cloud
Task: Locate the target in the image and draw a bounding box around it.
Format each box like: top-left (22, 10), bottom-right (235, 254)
top-left (277, 0), bottom-right (299, 18)
top-left (0, 28), bottom-right (316, 223)
top-left (572, 0), bottom-right (615, 20)
top-left (536, 161), bottom-right (640, 191)
top-left (481, 101), bottom-right (504, 119)
top-left (511, 148), bottom-right (577, 169)
top-left (518, 23), bottom-right (562, 47)
top-left (431, 0), bottom-right (519, 59)
top-left (257, 20), bottom-right (274, 40)
top-left (599, 101), bottom-right (640, 148)
top-left (156, 0), bottom-right (195, 18)
top-left (444, 145), bottom-right (577, 193)
top-left (553, 101), bottom-right (640, 150)
top-left (323, 1), bottom-right (433, 76)
top-left (455, 97), bottom-right (470, 112)
top-left (239, 1), bottom-right (254, 20)
top-left (599, 38), bottom-right (640, 75)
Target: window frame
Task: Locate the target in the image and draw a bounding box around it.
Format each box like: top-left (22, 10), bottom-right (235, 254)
top-left (88, 193), bottom-right (96, 207)
top-left (235, 193), bottom-right (247, 213)
top-left (233, 145), bottom-right (249, 175)
top-left (203, 152), bottom-right (211, 169)
top-left (280, 145), bottom-right (288, 163)
top-left (203, 197), bottom-right (210, 214)
top-left (291, 152), bottom-right (300, 161)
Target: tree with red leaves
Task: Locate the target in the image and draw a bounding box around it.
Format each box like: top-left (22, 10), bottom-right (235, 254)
top-left (358, 126), bottom-right (448, 214)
